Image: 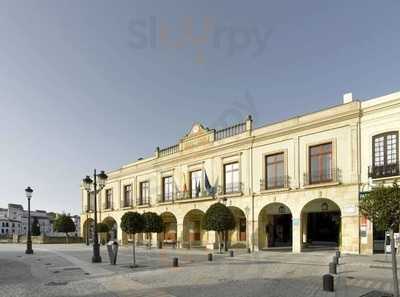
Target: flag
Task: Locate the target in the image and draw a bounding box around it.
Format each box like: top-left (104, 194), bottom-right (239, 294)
top-left (182, 173), bottom-right (188, 193)
top-left (205, 171), bottom-right (213, 195)
top-left (196, 180), bottom-right (201, 197)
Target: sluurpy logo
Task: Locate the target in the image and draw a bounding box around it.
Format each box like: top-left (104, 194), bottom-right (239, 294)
top-left (128, 16), bottom-right (273, 63)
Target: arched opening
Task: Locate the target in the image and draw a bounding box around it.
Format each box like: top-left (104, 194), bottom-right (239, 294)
top-left (301, 198), bottom-right (341, 250)
top-left (258, 203), bottom-right (292, 250)
top-left (83, 218), bottom-right (95, 244)
top-left (228, 206), bottom-right (247, 248)
top-left (160, 212), bottom-right (177, 247)
top-left (102, 217), bottom-right (118, 242)
top-left (183, 209), bottom-right (206, 248)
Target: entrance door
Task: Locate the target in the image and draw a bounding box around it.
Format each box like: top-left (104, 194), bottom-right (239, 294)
top-left (307, 212), bottom-right (340, 244)
top-left (267, 214), bottom-right (292, 247)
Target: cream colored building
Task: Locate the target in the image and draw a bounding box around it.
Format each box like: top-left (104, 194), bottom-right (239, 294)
top-left (81, 91), bottom-right (400, 255)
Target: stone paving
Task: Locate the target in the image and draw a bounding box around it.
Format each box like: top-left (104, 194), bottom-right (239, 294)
top-left (0, 244), bottom-right (398, 297)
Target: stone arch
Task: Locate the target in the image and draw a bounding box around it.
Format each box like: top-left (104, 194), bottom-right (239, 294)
top-left (228, 206), bottom-right (247, 248)
top-left (183, 209), bottom-right (206, 248)
top-left (258, 202), bottom-right (293, 250)
top-left (159, 212), bottom-right (178, 247)
top-left (82, 218), bottom-right (95, 244)
top-left (300, 198), bottom-right (341, 250)
top-left (102, 216), bottom-right (118, 242)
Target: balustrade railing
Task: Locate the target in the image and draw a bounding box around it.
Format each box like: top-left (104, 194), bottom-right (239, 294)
top-left (368, 164), bottom-right (399, 179)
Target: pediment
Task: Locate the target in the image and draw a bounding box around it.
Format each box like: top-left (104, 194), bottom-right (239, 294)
top-left (186, 123), bottom-right (208, 138)
top-left (181, 123), bottom-right (213, 150)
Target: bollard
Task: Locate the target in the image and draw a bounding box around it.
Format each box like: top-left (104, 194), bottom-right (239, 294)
top-left (247, 248), bottom-right (251, 254)
top-left (332, 256), bottom-right (338, 265)
top-left (336, 250), bottom-right (341, 258)
top-left (208, 253), bottom-right (213, 261)
top-left (323, 274), bottom-right (334, 292)
top-left (173, 257), bottom-right (179, 267)
top-left (329, 262), bottom-right (337, 275)
top-left (229, 250), bottom-right (234, 257)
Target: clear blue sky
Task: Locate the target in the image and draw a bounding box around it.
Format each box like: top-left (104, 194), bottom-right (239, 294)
top-left (0, 0), bottom-right (399, 214)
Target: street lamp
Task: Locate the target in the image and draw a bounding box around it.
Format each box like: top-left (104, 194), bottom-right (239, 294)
top-left (25, 186), bottom-right (34, 255)
top-left (82, 169), bottom-right (108, 263)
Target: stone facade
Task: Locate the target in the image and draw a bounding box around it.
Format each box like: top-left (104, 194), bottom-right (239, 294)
top-left (80, 91), bottom-right (400, 255)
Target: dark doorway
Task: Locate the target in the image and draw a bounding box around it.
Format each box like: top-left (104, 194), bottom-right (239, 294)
top-left (267, 214), bottom-right (292, 247)
top-left (307, 212), bottom-right (340, 244)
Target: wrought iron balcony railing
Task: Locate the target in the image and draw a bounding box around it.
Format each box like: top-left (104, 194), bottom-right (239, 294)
top-left (136, 197), bottom-right (150, 206)
top-left (303, 168), bottom-right (340, 186)
top-left (368, 164), bottom-right (399, 179)
top-left (157, 189), bottom-right (216, 203)
top-left (260, 176), bottom-right (290, 190)
top-left (219, 182), bottom-right (244, 195)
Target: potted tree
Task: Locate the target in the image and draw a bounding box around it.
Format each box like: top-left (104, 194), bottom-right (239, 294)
top-left (96, 223), bottom-right (110, 245)
top-left (120, 212), bottom-right (144, 267)
top-left (142, 212), bottom-right (163, 249)
top-left (203, 202), bottom-right (235, 253)
top-left (360, 182), bottom-right (400, 297)
top-left (53, 213), bottom-right (76, 244)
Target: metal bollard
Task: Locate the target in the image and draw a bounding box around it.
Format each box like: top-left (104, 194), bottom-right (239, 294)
top-left (323, 274), bottom-right (334, 292)
top-left (173, 257), bottom-right (178, 267)
top-left (208, 253), bottom-right (213, 261)
top-left (329, 262), bottom-right (337, 275)
top-left (247, 248), bottom-right (251, 254)
top-left (332, 256), bottom-right (338, 265)
top-left (229, 250), bottom-right (234, 257)
top-left (336, 250), bottom-right (341, 258)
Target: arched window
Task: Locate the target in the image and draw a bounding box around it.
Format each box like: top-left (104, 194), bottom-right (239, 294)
top-left (370, 131), bottom-right (399, 178)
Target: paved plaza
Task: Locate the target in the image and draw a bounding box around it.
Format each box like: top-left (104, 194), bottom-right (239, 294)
top-left (0, 244), bottom-right (397, 297)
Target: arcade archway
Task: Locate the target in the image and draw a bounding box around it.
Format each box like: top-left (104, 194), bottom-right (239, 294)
top-left (83, 218), bottom-right (95, 244)
top-left (258, 203), bottom-right (292, 250)
top-left (183, 209), bottom-right (206, 248)
top-left (102, 217), bottom-right (118, 241)
top-left (301, 198), bottom-right (341, 249)
top-left (228, 206), bottom-right (247, 248)
top-left (159, 212), bottom-right (178, 247)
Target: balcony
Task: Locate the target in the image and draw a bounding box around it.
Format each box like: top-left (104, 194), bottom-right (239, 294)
top-left (136, 197), bottom-right (150, 207)
top-left (157, 190), bottom-right (216, 204)
top-left (218, 182), bottom-right (244, 196)
top-left (303, 168), bottom-right (340, 186)
top-left (260, 176), bottom-right (290, 191)
top-left (368, 164), bottom-right (399, 179)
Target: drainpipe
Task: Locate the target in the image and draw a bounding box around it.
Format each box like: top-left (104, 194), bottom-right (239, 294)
top-left (248, 120), bottom-right (255, 252)
top-left (358, 102), bottom-right (362, 255)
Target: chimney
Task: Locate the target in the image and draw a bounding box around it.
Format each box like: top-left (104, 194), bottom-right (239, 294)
top-left (343, 93), bottom-right (353, 104)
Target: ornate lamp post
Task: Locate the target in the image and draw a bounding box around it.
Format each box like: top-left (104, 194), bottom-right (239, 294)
top-left (82, 170), bottom-right (108, 263)
top-left (25, 186), bottom-right (34, 255)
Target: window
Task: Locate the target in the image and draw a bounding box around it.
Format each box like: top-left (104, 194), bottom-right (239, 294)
top-left (139, 182), bottom-right (150, 205)
top-left (123, 185), bottom-right (132, 207)
top-left (265, 153), bottom-right (285, 189)
top-left (309, 143), bottom-right (332, 184)
top-left (224, 162), bottom-right (240, 193)
top-left (373, 132), bottom-right (398, 166)
top-left (190, 170), bottom-right (202, 198)
top-left (105, 189), bottom-right (112, 209)
top-left (371, 132), bottom-right (399, 178)
top-left (163, 176), bottom-right (173, 201)
top-left (87, 192), bottom-right (95, 211)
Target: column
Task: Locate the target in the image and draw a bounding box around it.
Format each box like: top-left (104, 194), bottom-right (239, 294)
top-left (292, 216), bottom-right (302, 253)
top-left (341, 215), bottom-right (360, 254)
top-left (177, 223), bottom-right (183, 248)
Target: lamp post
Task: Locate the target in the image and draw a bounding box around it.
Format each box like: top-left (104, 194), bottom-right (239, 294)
top-left (82, 169), bottom-right (108, 263)
top-left (25, 186), bottom-right (34, 255)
